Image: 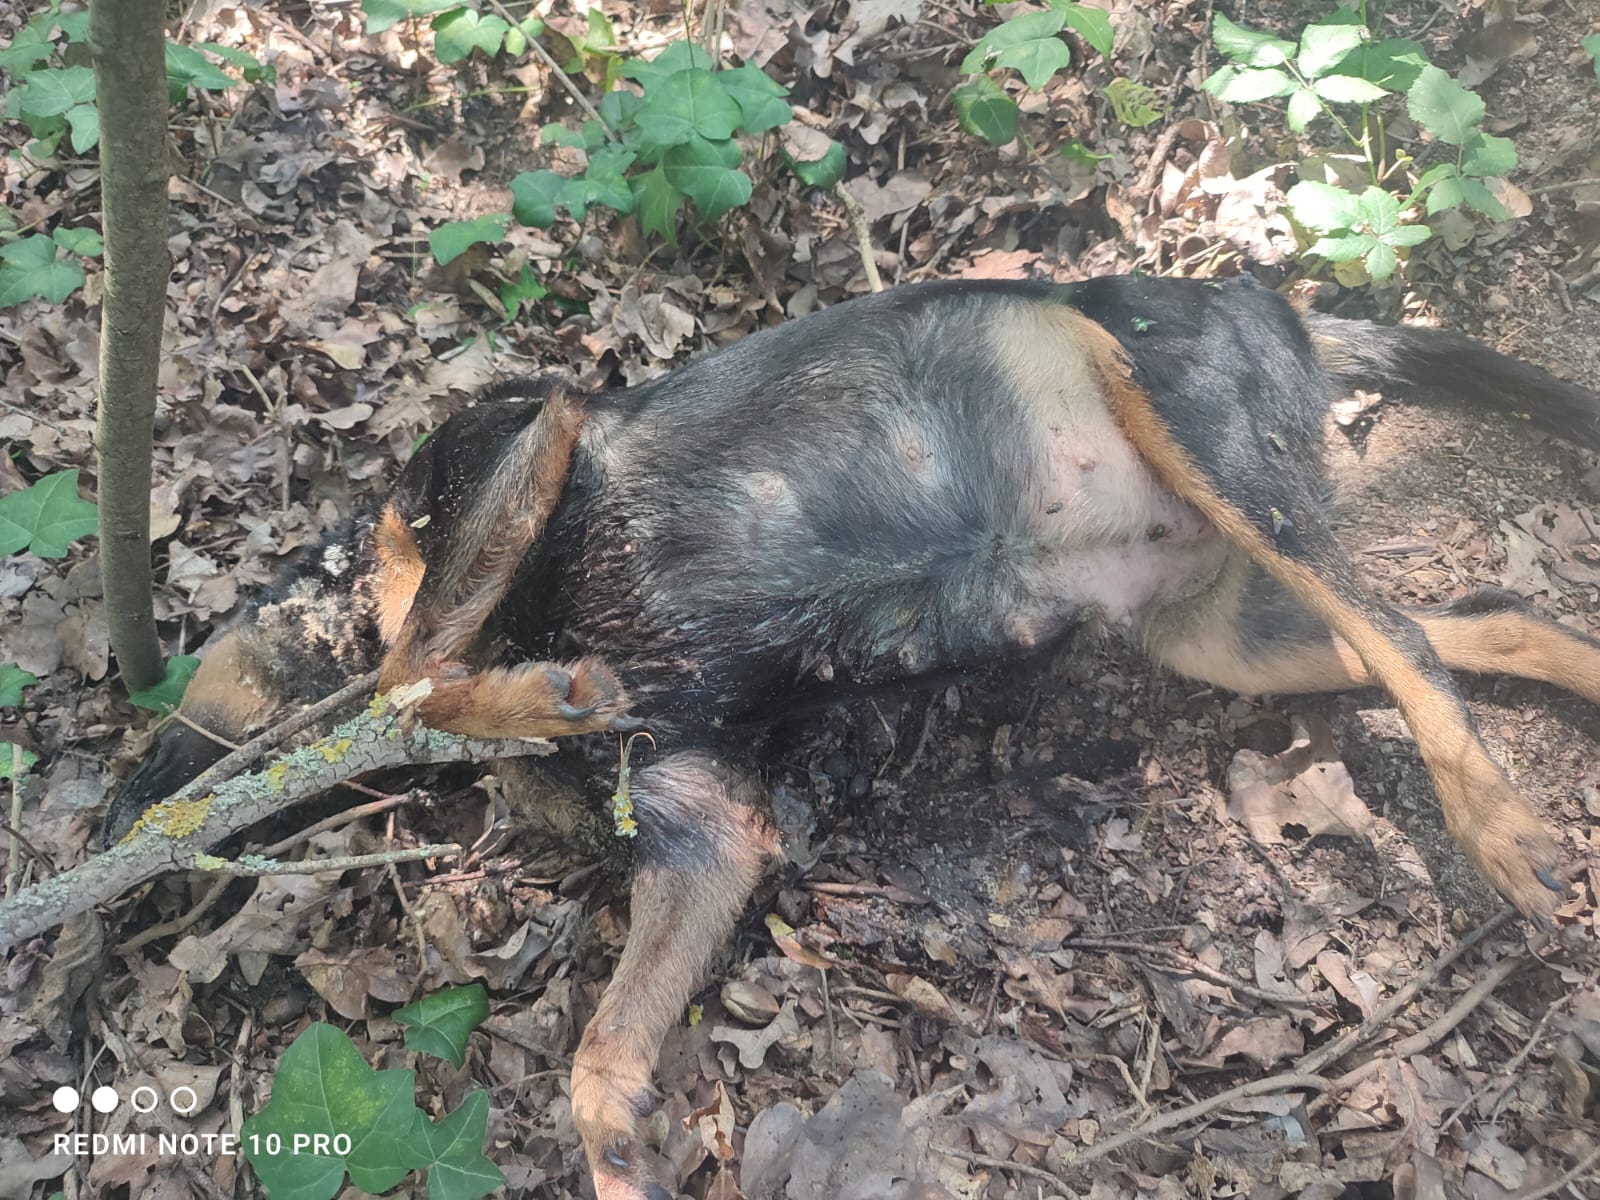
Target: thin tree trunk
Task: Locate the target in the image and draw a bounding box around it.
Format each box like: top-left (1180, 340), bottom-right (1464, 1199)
top-left (89, 0), bottom-right (169, 691)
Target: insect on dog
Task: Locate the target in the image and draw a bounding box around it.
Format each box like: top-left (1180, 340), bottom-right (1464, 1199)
top-left (106, 274), bottom-right (1600, 1200)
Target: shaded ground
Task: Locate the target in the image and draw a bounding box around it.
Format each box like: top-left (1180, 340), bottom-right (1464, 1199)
top-left (2, 1), bottom-right (1599, 1198)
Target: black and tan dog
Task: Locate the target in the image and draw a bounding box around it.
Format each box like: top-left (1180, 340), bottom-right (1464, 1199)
top-left (107, 275), bottom-right (1600, 1199)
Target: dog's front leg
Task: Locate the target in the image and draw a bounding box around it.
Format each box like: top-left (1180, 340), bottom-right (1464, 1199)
top-left (569, 751), bottom-right (782, 1200)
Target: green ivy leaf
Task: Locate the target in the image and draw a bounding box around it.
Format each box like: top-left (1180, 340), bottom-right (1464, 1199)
top-left (1053, 2), bottom-right (1113, 59)
top-left (785, 137), bottom-right (847, 189)
top-left (243, 1023), bottom-right (429, 1200)
top-left (165, 43), bottom-right (238, 91)
top-left (0, 27), bottom-right (53, 73)
top-left (621, 40), bottom-right (715, 89)
top-left (18, 67), bottom-right (95, 119)
top-left (0, 234), bottom-right (86, 307)
top-left (598, 88), bottom-right (644, 131)
top-left (1285, 180), bottom-right (1364, 233)
top-left (394, 984), bottom-right (490, 1067)
top-left (994, 34), bottom-right (1073, 90)
top-left (634, 168), bottom-right (684, 242)
top-left (716, 64), bottom-right (792, 134)
top-left (499, 267), bottom-right (548, 322)
top-left (1297, 22), bottom-right (1367, 79)
top-left (200, 42), bottom-right (276, 85)
top-left (128, 656), bottom-right (200, 714)
top-left (1313, 73), bottom-right (1387, 104)
top-left (431, 9), bottom-right (510, 64)
top-left (418, 1091), bottom-right (503, 1200)
top-left (1203, 65), bottom-right (1295, 104)
top-left (1459, 130), bottom-right (1516, 178)
top-left (427, 214), bottom-right (510, 266)
top-left (1406, 64), bottom-right (1484, 146)
top-left (0, 745), bottom-right (38, 781)
top-left (662, 135), bottom-right (752, 221)
top-left (509, 171), bottom-right (566, 227)
top-left (1210, 13), bottom-right (1296, 68)
top-left (0, 470), bottom-right (98, 558)
top-left (1584, 33), bottom-right (1600, 80)
top-left (634, 68), bottom-right (743, 149)
top-left (951, 76), bottom-right (1018, 145)
top-left (0, 665), bottom-right (39, 708)
top-left (64, 104), bottom-right (98, 153)
top-left (559, 162), bottom-right (635, 221)
top-left (961, 10), bottom-right (1065, 75)
top-left (541, 123), bottom-right (589, 149)
top-left (361, 0), bottom-right (461, 36)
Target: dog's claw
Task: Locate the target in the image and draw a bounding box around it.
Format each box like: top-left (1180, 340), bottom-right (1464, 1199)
top-left (610, 714), bottom-right (647, 733)
top-left (559, 701), bottom-right (599, 721)
top-left (1535, 866), bottom-right (1564, 894)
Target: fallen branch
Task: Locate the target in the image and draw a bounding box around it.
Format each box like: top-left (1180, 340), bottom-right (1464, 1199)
top-left (195, 844), bottom-right (461, 876)
top-left (1066, 1073), bottom-right (1332, 1166)
top-left (0, 687), bottom-right (552, 951)
top-left (1311, 953), bottom-right (1531, 1115)
top-left (1295, 907), bottom-right (1514, 1075)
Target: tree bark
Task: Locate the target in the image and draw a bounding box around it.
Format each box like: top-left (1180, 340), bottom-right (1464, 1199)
top-left (89, 0), bottom-right (169, 691)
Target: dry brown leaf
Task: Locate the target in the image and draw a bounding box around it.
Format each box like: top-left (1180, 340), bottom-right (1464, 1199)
top-left (1227, 716), bottom-right (1375, 845)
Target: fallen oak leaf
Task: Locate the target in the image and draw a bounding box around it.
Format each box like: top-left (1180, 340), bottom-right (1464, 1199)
top-left (710, 997), bottom-right (801, 1069)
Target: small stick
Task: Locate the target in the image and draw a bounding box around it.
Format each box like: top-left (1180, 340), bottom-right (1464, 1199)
top-left (484, 0), bottom-right (614, 137)
top-left (1067, 1073), bottom-right (1332, 1165)
top-left (196, 844), bottom-right (460, 875)
top-left (835, 181), bottom-right (884, 293)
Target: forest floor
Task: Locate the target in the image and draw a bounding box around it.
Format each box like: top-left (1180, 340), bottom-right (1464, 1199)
top-left (2, 1), bottom-right (1599, 1198)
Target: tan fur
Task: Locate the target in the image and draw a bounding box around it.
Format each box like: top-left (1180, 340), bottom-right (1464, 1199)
top-left (1059, 309), bottom-right (1563, 918)
top-left (372, 503), bottom-right (426, 648)
top-left (177, 629), bottom-right (278, 741)
top-left (569, 756), bottom-right (782, 1195)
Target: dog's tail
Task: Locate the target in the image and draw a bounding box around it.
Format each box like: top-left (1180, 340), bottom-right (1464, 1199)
top-left (1304, 312), bottom-right (1600, 454)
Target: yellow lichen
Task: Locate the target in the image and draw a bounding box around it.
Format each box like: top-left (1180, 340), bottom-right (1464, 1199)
top-left (315, 737), bottom-right (353, 763)
top-left (265, 761), bottom-right (292, 792)
top-left (127, 795), bottom-right (214, 840)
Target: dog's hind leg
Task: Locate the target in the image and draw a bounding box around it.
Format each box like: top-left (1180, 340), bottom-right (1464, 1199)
top-left (1069, 310), bottom-right (1566, 918)
top-left (569, 751), bottom-right (782, 1200)
top-left (1149, 565), bottom-right (1600, 706)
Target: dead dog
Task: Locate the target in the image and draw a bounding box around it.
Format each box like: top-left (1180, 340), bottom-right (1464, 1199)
top-left (106, 274), bottom-right (1600, 1199)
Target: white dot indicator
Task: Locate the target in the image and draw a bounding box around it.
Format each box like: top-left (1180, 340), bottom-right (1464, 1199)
top-left (170, 1086), bottom-right (198, 1115)
top-left (130, 1086), bottom-right (159, 1114)
top-left (91, 1086), bottom-right (119, 1113)
top-left (52, 1086), bottom-right (80, 1113)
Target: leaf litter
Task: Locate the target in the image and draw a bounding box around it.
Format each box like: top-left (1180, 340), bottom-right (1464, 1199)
top-left (2, 0), bottom-right (1600, 1198)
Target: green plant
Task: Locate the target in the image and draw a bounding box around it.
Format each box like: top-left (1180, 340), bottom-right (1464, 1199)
top-left (420, 36), bottom-right (842, 266)
top-left (1202, 6), bottom-right (1519, 282)
top-left (1583, 32), bottom-right (1600, 81)
top-left (243, 986), bottom-right (502, 1200)
top-left (952, 0), bottom-right (1126, 146)
top-left (0, 666), bottom-right (37, 780)
top-left (361, 0), bottom-right (546, 64)
top-left (1, 2), bottom-right (272, 159)
top-left (0, 470), bottom-right (98, 559)
top-left (0, 227), bottom-right (101, 308)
